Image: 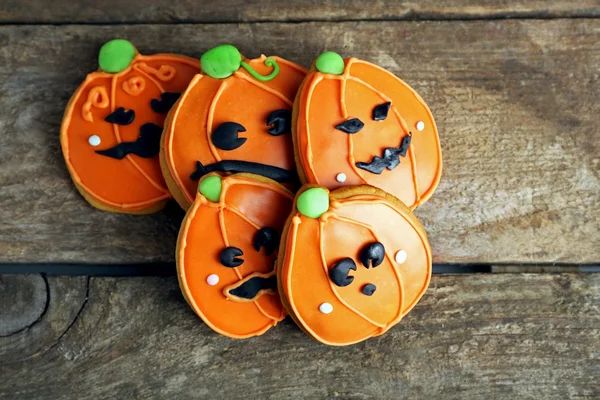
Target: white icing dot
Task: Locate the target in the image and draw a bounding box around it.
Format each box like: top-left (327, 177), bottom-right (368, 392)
top-left (416, 121), bottom-right (425, 131)
top-left (88, 135), bottom-right (101, 146)
top-left (395, 250), bottom-right (407, 264)
top-left (336, 173), bottom-right (347, 183)
top-left (319, 302), bottom-right (333, 314)
top-left (206, 274), bottom-right (219, 286)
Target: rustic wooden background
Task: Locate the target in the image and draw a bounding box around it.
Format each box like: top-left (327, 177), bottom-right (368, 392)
top-left (0, 1), bottom-right (599, 399)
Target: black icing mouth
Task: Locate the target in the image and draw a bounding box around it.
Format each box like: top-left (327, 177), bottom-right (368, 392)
top-left (355, 134), bottom-right (412, 175)
top-left (224, 273), bottom-right (277, 301)
top-left (190, 160), bottom-right (296, 183)
top-left (96, 123), bottom-right (162, 160)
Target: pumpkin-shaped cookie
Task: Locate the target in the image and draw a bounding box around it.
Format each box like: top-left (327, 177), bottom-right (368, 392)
top-left (277, 185), bottom-right (432, 346)
top-left (293, 52), bottom-right (442, 210)
top-left (161, 44), bottom-right (307, 210)
top-left (61, 39), bottom-right (200, 213)
top-left (178, 173), bottom-right (294, 338)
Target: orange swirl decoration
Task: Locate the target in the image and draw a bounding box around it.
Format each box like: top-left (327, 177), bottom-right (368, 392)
top-left (293, 52), bottom-right (442, 210)
top-left (161, 44), bottom-right (307, 211)
top-left (122, 76), bottom-right (146, 96)
top-left (277, 185), bottom-right (432, 346)
top-left (178, 173), bottom-right (294, 338)
top-left (137, 62), bottom-right (177, 81)
top-left (81, 86), bottom-right (109, 122)
top-left (60, 39), bottom-right (200, 214)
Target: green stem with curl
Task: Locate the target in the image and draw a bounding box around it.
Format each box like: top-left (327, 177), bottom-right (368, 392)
top-left (240, 58), bottom-right (280, 82)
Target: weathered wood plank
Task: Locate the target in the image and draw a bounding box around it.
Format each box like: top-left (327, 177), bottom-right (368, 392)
top-left (0, 20), bottom-right (598, 264)
top-left (0, 0), bottom-right (599, 23)
top-left (0, 274), bottom-right (598, 399)
top-left (0, 275), bottom-right (46, 336)
top-left (0, 275), bottom-right (88, 362)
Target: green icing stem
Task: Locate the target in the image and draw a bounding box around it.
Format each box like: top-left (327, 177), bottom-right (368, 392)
top-left (200, 44), bottom-right (281, 82)
top-left (200, 44), bottom-right (242, 79)
top-left (98, 39), bottom-right (136, 74)
top-left (296, 188), bottom-right (329, 219)
top-left (198, 175), bottom-right (222, 202)
top-left (240, 58), bottom-right (280, 82)
top-left (315, 51), bottom-right (344, 75)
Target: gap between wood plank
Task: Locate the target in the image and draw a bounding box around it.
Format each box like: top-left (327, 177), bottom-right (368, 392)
top-left (0, 263), bottom-right (598, 276)
top-left (0, 13), bottom-right (599, 27)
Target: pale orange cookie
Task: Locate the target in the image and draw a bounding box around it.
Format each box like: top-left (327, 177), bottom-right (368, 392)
top-left (277, 185), bottom-right (432, 346)
top-left (293, 51), bottom-right (442, 210)
top-left (178, 173), bottom-right (294, 338)
top-left (61, 39), bottom-right (199, 214)
top-left (161, 44), bottom-right (307, 210)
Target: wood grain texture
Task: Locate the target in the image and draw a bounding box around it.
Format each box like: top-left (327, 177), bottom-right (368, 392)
top-left (0, 275), bottom-right (46, 336)
top-left (0, 274), bottom-right (598, 399)
top-left (0, 20), bottom-right (598, 265)
top-left (0, 275), bottom-right (88, 362)
top-left (0, 0), bottom-right (599, 23)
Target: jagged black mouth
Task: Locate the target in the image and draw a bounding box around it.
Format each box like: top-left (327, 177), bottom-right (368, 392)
top-left (355, 134), bottom-right (412, 175)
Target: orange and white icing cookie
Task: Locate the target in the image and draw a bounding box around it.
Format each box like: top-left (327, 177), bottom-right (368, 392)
top-left (60, 39), bottom-right (200, 214)
top-left (178, 173), bottom-right (294, 339)
top-left (293, 52), bottom-right (442, 210)
top-left (277, 184), bottom-right (432, 346)
top-left (161, 44), bottom-right (307, 210)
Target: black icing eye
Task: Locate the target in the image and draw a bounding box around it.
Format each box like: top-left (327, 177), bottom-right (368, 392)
top-left (211, 122), bottom-right (247, 151)
top-left (329, 258), bottom-right (357, 287)
top-left (253, 227), bottom-right (280, 256)
top-left (266, 109), bottom-right (292, 136)
top-left (335, 118), bottom-right (364, 134)
top-left (361, 284), bottom-right (377, 296)
top-left (220, 246), bottom-right (244, 267)
top-left (359, 242), bottom-right (385, 268)
top-left (150, 92), bottom-right (181, 114)
top-left (105, 107), bottom-right (135, 125)
top-left (372, 102), bottom-right (391, 121)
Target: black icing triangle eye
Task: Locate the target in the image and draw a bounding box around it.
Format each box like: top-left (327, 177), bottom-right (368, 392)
top-left (253, 227), bottom-right (280, 256)
top-left (150, 92), bottom-right (181, 114)
top-left (266, 109), bottom-right (292, 136)
top-left (105, 107), bottom-right (135, 125)
top-left (329, 258), bottom-right (357, 287)
top-left (220, 247), bottom-right (244, 267)
top-left (372, 102), bottom-right (391, 121)
top-left (359, 242), bottom-right (385, 268)
top-left (335, 118), bottom-right (364, 134)
top-left (211, 122), bottom-right (247, 150)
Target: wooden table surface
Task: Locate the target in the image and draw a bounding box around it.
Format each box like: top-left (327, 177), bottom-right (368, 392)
top-left (1, 2), bottom-right (599, 399)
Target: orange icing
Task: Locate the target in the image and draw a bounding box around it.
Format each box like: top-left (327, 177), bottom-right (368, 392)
top-left (136, 62), bottom-right (176, 81)
top-left (278, 186), bottom-right (432, 346)
top-left (122, 76), bottom-right (146, 96)
top-left (295, 58), bottom-right (442, 210)
top-left (163, 55), bottom-right (307, 209)
top-left (178, 173), bottom-right (294, 339)
top-left (81, 86), bottom-right (109, 122)
top-left (61, 53), bottom-right (200, 213)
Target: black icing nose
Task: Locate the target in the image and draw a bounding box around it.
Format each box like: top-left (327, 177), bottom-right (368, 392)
top-left (361, 283), bottom-right (377, 296)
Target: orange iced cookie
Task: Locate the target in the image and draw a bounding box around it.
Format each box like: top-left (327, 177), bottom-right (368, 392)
top-left (277, 185), bottom-right (432, 346)
top-left (61, 39), bottom-right (200, 214)
top-left (293, 52), bottom-right (442, 210)
top-left (161, 44), bottom-right (307, 210)
top-left (177, 173), bottom-right (294, 339)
